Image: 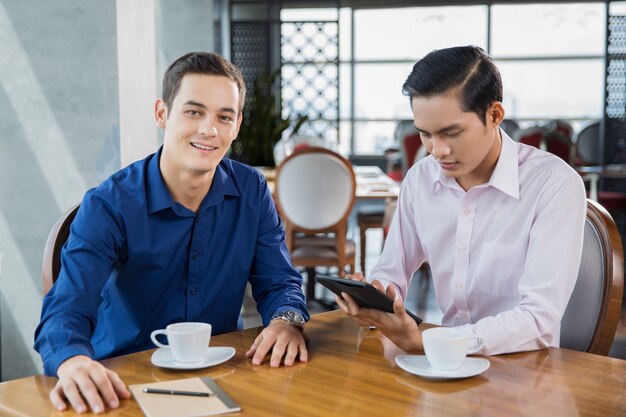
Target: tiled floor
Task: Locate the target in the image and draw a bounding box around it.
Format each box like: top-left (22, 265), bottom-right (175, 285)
top-left (242, 219), bottom-right (626, 360)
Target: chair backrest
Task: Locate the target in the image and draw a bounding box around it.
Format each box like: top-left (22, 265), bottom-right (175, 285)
top-left (560, 199), bottom-right (624, 355)
top-left (544, 130), bottom-right (573, 164)
top-left (402, 132), bottom-right (422, 172)
top-left (42, 203), bottom-right (80, 295)
top-left (575, 121), bottom-right (601, 165)
top-left (275, 147), bottom-right (356, 233)
top-left (515, 126), bottom-right (548, 149)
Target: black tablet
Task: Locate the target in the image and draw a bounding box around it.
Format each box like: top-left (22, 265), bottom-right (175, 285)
top-left (316, 275), bottom-right (423, 325)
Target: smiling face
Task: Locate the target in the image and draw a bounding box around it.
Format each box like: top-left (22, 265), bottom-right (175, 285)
top-left (155, 73), bottom-right (242, 182)
top-left (411, 93), bottom-right (504, 190)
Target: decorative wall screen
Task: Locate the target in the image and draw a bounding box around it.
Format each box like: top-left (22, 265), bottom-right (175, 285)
top-left (604, 14), bottom-right (626, 191)
top-left (281, 20), bottom-right (339, 144)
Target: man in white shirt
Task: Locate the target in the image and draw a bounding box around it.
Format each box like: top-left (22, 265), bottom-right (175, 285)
top-left (336, 45), bottom-right (586, 355)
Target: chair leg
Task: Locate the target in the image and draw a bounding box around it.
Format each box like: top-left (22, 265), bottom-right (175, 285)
top-left (305, 267), bottom-right (316, 302)
top-left (360, 225), bottom-right (367, 273)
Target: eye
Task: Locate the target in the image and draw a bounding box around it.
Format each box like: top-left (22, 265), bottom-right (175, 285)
top-left (185, 110), bottom-right (201, 117)
top-left (218, 115), bottom-right (234, 123)
top-left (445, 131), bottom-right (461, 137)
top-left (420, 132), bottom-right (432, 139)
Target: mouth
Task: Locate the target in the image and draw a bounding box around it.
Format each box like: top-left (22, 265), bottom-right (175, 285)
top-left (191, 142), bottom-right (218, 152)
top-left (439, 161), bottom-right (458, 170)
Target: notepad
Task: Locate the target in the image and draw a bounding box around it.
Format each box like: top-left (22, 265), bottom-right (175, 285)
top-left (129, 377), bottom-right (241, 417)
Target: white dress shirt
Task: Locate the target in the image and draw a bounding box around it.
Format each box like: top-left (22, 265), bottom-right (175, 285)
top-left (370, 130), bottom-right (586, 354)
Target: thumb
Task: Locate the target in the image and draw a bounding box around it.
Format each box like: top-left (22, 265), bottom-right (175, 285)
top-left (392, 298), bottom-right (406, 317)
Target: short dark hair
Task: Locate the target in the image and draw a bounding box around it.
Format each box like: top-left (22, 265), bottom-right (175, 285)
top-left (162, 51), bottom-right (246, 114)
top-left (402, 46), bottom-right (502, 125)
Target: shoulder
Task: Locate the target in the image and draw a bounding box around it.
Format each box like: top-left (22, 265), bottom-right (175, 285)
top-left (84, 153), bottom-right (154, 210)
top-left (517, 142), bottom-right (581, 186)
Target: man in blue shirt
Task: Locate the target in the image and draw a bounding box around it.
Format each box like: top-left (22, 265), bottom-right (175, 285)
top-left (34, 52), bottom-right (309, 414)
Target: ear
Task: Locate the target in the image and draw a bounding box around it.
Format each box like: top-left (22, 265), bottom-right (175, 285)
top-left (155, 99), bottom-right (168, 128)
top-left (489, 102), bottom-right (505, 127)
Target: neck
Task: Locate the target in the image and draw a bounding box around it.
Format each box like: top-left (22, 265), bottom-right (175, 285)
top-left (457, 128), bottom-right (502, 191)
top-left (159, 154), bottom-right (215, 213)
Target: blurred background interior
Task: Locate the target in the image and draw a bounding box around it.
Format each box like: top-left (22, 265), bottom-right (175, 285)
top-left (1, 0), bottom-right (626, 380)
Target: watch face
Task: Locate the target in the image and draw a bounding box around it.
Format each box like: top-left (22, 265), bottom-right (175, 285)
top-left (287, 311), bottom-right (305, 325)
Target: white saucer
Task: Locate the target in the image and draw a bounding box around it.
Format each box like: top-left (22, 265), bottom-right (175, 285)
top-left (395, 355), bottom-right (490, 380)
top-left (151, 347), bottom-right (236, 370)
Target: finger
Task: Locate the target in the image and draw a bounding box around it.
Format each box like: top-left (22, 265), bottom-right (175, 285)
top-left (335, 295), bottom-right (350, 313)
top-left (352, 272), bottom-right (365, 282)
top-left (252, 335), bottom-right (275, 365)
top-left (107, 370), bottom-right (131, 400)
top-left (269, 338), bottom-right (289, 368)
top-left (385, 284), bottom-right (400, 301)
top-left (90, 368), bottom-right (119, 409)
top-left (49, 383), bottom-right (68, 412)
top-left (341, 292), bottom-right (361, 316)
top-left (74, 372), bottom-right (107, 414)
top-left (246, 334), bottom-right (263, 357)
top-left (393, 298), bottom-right (407, 318)
top-left (371, 280), bottom-right (385, 292)
top-left (283, 341), bottom-right (299, 367)
top-left (61, 377), bottom-right (90, 414)
top-left (298, 342), bottom-right (308, 363)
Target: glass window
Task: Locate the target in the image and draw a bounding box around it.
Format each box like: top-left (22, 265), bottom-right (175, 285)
top-left (353, 63), bottom-right (414, 120)
top-left (281, 8), bottom-right (338, 22)
top-left (353, 121), bottom-right (398, 155)
top-left (354, 6), bottom-right (487, 61)
top-left (491, 3), bottom-right (605, 57)
top-left (498, 59), bottom-right (604, 119)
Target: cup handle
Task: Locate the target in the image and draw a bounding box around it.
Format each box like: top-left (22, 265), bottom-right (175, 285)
top-left (467, 335), bottom-right (486, 355)
top-left (150, 329), bottom-right (169, 348)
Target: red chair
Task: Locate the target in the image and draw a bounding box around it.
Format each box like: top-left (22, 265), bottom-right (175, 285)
top-left (516, 126), bottom-right (548, 149)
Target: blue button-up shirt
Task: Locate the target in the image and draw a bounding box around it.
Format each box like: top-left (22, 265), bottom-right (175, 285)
top-left (34, 148), bottom-right (308, 376)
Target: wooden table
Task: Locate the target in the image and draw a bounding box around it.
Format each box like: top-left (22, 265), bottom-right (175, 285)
top-left (1, 311), bottom-right (625, 416)
top-left (259, 166), bottom-right (400, 200)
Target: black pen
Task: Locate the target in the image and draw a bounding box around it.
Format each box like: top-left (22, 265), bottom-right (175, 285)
top-left (143, 388), bottom-right (214, 397)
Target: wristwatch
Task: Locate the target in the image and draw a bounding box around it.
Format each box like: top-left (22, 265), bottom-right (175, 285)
top-left (270, 310), bottom-right (306, 328)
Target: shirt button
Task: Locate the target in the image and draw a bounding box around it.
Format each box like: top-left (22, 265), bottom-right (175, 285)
top-left (463, 207), bottom-right (471, 216)
top-left (192, 253), bottom-right (200, 260)
top-left (190, 288), bottom-right (198, 295)
top-left (458, 244), bottom-right (466, 253)
top-left (463, 312), bottom-right (469, 319)
top-left (456, 282), bottom-right (463, 289)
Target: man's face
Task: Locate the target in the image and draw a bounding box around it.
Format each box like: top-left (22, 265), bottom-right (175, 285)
top-left (411, 94), bottom-right (503, 190)
top-left (155, 73), bottom-right (242, 177)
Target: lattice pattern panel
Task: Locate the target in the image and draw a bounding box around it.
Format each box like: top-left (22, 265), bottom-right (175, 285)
top-left (281, 21), bottom-right (339, 142)
top-left (605, 15), bottom-right (626, 178)
top-left (231, 22), bottom-right (271, 109)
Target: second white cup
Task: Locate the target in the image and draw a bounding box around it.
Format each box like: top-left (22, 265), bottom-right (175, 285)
top-left (422, 327), bottom-right (485, 371)
top-left (150, 322), bottom-right (212, 363)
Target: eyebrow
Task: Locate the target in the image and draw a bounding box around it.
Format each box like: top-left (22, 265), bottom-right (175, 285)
top-left (415, 123), bottom-right (463, 135)
top-left (183, 100), bottom-right (237, 115)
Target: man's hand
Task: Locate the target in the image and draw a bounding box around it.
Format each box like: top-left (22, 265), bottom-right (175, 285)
top-left (336, 278), bottom-right (425, 352)
top-left (245, 320), bottom-right (307, 367)
top-left (51, 355), bottom-right (130, 414)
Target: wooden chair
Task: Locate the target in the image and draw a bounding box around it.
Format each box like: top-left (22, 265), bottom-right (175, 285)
top-left (275, 147), bottom-right (356, 302)
top-left (560, 199), bottom-right (624, 355)
top-left (42, 203), bottom-right (80, 295)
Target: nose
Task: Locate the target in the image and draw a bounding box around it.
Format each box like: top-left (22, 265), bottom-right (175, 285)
top-left (430, 136), bottom-right (451, 159)
top-left (199, 120), bottom-right (218, 137)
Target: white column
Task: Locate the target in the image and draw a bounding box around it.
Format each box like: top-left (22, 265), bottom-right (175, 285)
top-left (116, 0), bottom-right (159, 167)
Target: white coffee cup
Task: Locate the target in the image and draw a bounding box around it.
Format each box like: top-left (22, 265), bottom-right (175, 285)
top-left (150, 322), bottom-right (212, 363)
top-left (422, 328), bottom-right (485, 371)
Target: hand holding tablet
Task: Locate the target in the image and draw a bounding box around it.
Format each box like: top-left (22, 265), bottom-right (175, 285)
top-left (316, 275), bottom-right (423, 325)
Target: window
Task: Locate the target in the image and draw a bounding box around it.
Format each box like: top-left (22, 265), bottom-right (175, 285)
top-left (281, 3), bottom-right (607, 155)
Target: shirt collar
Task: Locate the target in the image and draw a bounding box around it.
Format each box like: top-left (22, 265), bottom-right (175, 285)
top-left (488, 129), bottom-right (520, 200)
top-left (432, 128), bottom-right (520, 199)
top-left (146, 148), bottom-right (241, 215)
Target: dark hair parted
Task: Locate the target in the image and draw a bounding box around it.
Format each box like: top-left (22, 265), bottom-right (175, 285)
top-left (162, 51), bottom-right (246, 114)
top-left (402, 46), bottom-right (503, 125)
